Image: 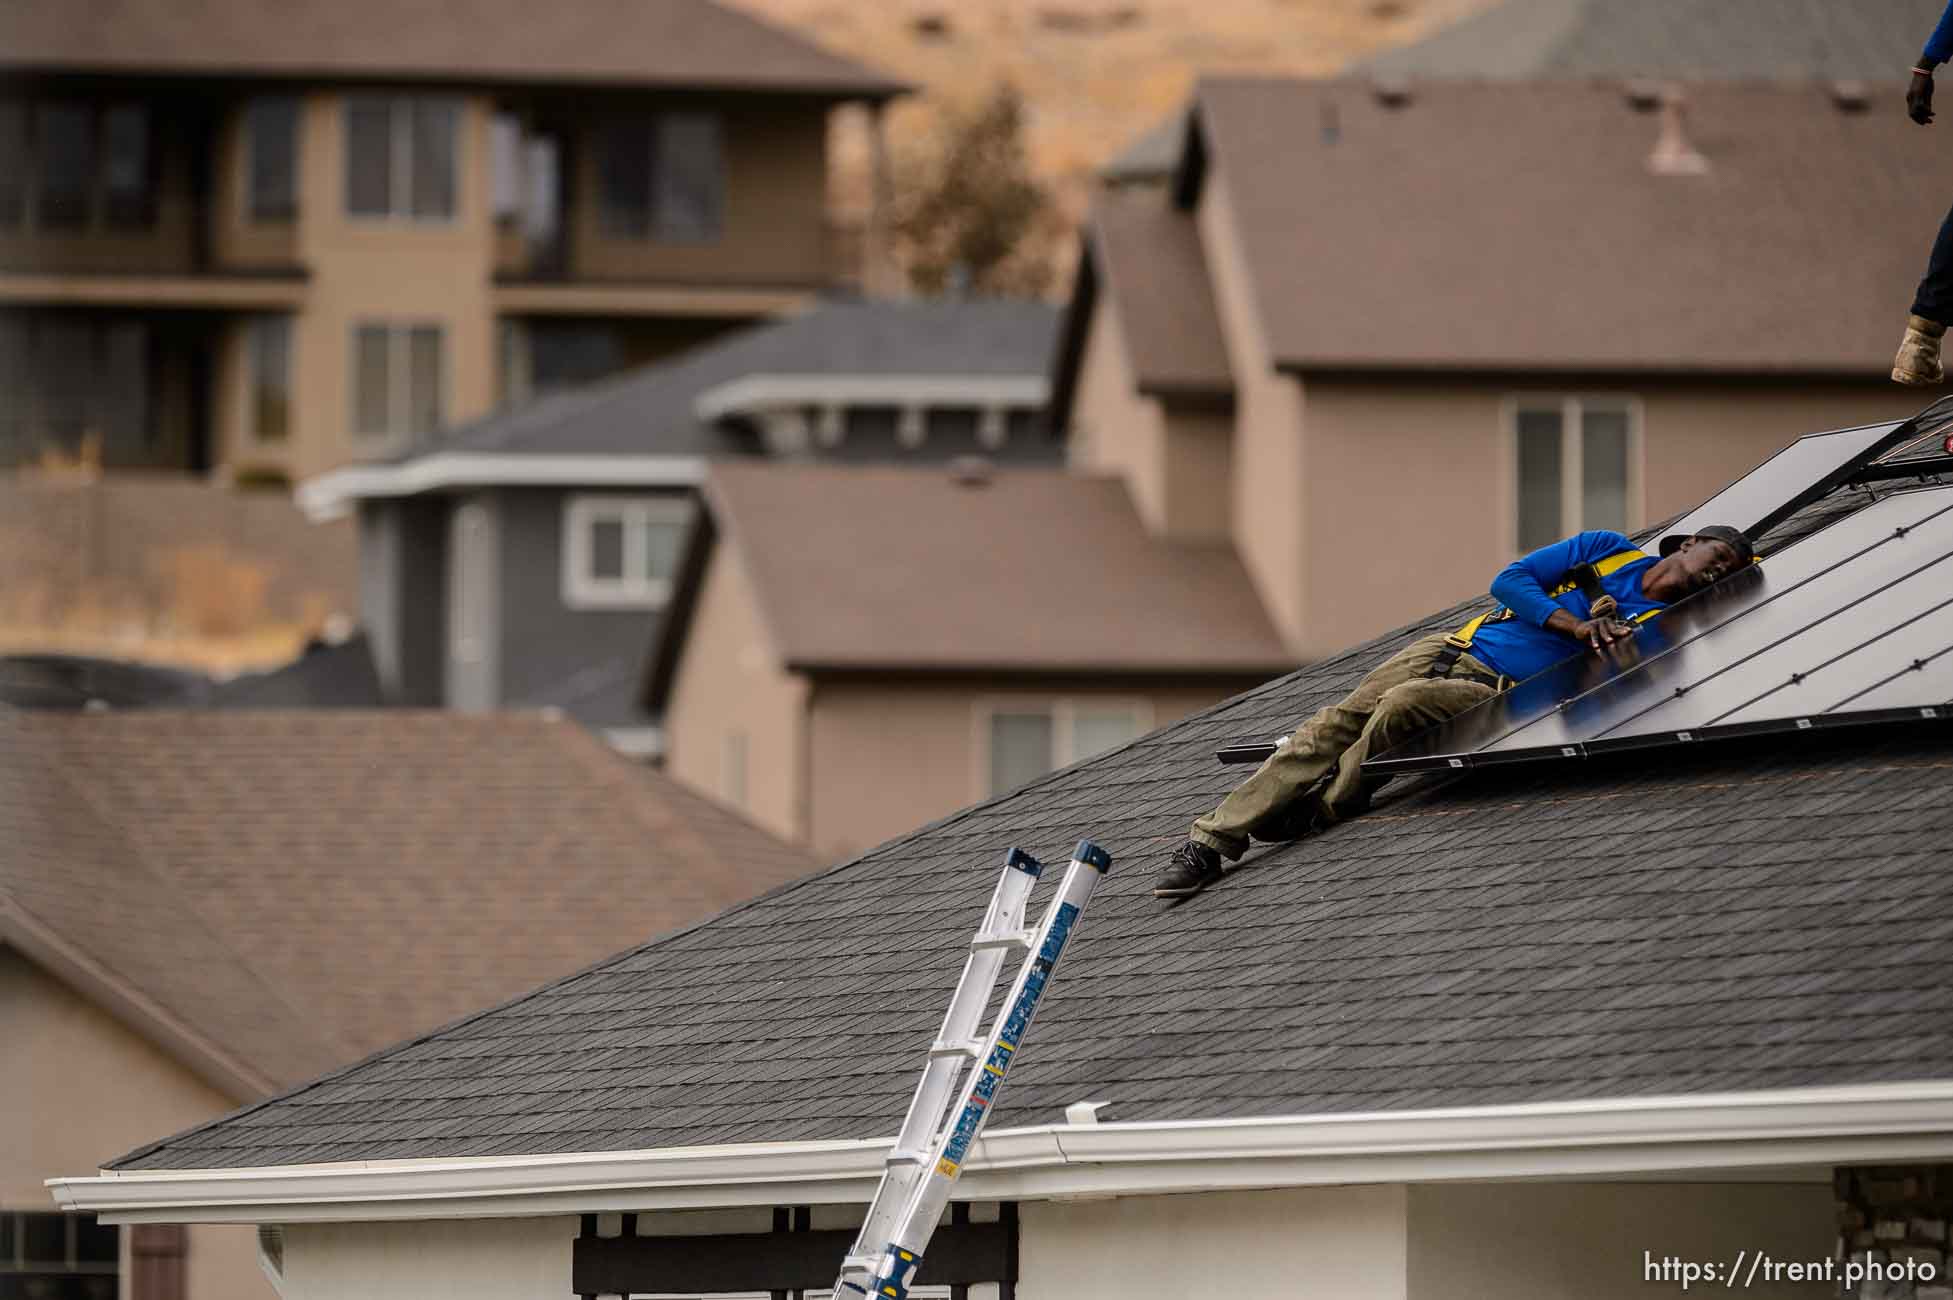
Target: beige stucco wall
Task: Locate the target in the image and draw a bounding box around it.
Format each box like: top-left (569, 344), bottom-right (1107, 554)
top-left (1407, 1180), bottom-right (1833, 1300)
top-left (664, 542), bottom-right (810, 846)
top-left (1020, 1184), bottom-right (1411, 1299)
top-left (279, 1216), bottom-right (575, 1300)
top-left (1296, 378), bottom-right (1922, 656)
top-left (1196, 164), bottom-right (1313, 653)
top-left (805, 678), bottom-right (1256, 863)
top-left (1, 946), bottom-right (273, 1300)
top-left (1067, 293), bottom-right (1232, 545)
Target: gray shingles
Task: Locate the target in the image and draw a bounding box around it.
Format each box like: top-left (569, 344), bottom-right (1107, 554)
top-left (112, 483), bottom-right (1953, 1171)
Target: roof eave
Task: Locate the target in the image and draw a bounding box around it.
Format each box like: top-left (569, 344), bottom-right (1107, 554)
top-left (295, 454), bottom-right (709, 520)
top-left (784, 658), bottom-right (1297, 679)
top-left (55, 1080), bottom-right (1953, 1224)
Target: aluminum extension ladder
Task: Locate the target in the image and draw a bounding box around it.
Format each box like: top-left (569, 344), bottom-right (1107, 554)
top-left (832, 839), bottom-right (1112, 1300)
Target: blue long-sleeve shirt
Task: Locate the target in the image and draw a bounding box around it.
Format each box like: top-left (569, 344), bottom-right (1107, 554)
top-left (1465, 530), bottom-right (1662, 681)
top-left (1926, 1), bottom-right (1953, 66)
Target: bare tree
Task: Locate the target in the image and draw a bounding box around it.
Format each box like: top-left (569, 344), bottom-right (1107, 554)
top-left (893, 84), bottom-right (1061, 298)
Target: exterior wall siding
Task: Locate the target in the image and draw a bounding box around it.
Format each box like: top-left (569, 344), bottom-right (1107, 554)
top-left (490, 487), bottom-right (678, 722)
top-left (1, 947), bottom-right (274, 1300)
top-left (663, 543), bottom-right (808, 845)
top-left (279, 1217), bottom-right (574, 1300)
top-left (805, 677), bottom-right (1261, 864)
top-left (1196, 164), bottom-right (1312, 653)
top-left (1406, 1180), bottom-right (1831, 1300)
top-left (1295, 378), bottom-right (1922, 656)
top-left (1019, 1185), bottom-right (1411, 1299)
top-left (356, 497), bottom-right (450, 706)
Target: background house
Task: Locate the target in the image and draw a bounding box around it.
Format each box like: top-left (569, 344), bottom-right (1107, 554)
top-left (1051, 76), bottom-right (1935, 662)
top-left (3, 709), bottom-right (813, 1300)
top-left (0, 0), bottom-right (903, 481)
top-left (52, 421), bottom-right (1953, 1300)
top-left (644, 460), bottom-right (1291, 861)
top-left (302, 299), bottom-right (1060, 750)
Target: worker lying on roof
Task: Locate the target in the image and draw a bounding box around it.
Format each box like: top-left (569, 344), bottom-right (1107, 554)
top-left (1154, 524), bottom-right (1757, 899)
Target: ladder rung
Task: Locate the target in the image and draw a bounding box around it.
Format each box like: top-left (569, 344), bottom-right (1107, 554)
top-left (884, 1148), bottom-right (929, 1166)
top-left (971, 928), bottom-right (1035, 951)
top-left (841, 1254), bottom-right (880, 1273)
top-left (928, 1038), bottom-right (983, 1059)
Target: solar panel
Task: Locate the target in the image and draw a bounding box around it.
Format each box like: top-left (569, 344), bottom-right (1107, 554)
top-left (1662, 419), bottom-right (1910, 547)
top-left (1367, 484), bottom-right (1953, 774)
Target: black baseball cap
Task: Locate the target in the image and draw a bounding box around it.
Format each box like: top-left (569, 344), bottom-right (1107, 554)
top-left (1658, 523), bottom-right (1756, 565)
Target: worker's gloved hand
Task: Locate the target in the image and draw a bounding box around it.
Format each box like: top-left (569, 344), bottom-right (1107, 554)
top-left (1571, 616), bottom-right (1633, 650)
top-left (1910, 70), bottom-right (1936, 125)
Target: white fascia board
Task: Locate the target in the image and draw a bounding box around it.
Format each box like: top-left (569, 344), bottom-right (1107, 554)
top-left (48, 1081), bottom-right (1953, 1225)
top-left (693, 374), bottom-right (1050, 423)
top-left (295, 455), bottom-right (708, 521)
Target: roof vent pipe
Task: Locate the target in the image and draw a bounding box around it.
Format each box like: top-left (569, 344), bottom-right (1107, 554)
top-left (1372, 76), bottom-right (1412, 109)
top-left (1623, 79), bottom-right (1664, 112)
top-left (1831, 80), bottom-right (1871, 113)
top-left (949, 455), bottom-right (995, 487)
top-left (1647, 87), bottom-right (1710, 176)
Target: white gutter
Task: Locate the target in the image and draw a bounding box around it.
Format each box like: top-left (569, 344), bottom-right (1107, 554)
top-left (295, 455), bottom-right (709, 521)
top-left (48, 1081), bottom-right (1953, 1224)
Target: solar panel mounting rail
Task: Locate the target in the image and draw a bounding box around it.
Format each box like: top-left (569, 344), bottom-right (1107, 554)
top-left (832, 840), bottom-right (1111, 1300)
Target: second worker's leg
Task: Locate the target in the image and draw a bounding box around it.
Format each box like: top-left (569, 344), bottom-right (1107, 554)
top-left (1897, 202), bottom-right (1953, 385)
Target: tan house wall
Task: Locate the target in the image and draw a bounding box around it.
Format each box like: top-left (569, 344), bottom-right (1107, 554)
top-left (1195, 164), bottom-right (1312, 651)
top-left (281, 1216), bottom-right (575, 1300)
top-left (1066, 293), bottom-right (1231, 545)
top-left (1406, 1180), bottom-right (1831, 1300)
top-left (1296, 378), bottom-right (1922, 655)
top-left (663, 544), bottom-right (810, 846)
top-left (1, 946), bottom-right (273, 1300)
top-left (805, 678), bottom-right (1254, 863)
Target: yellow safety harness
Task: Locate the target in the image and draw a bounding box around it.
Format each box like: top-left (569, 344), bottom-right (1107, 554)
top-left (1430, 549), bottom-right (1658, 691)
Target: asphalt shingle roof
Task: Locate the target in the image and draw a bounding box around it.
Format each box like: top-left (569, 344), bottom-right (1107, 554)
top-left (427, 300), bottom-right (1061, 460)
top-left (110, 479), bottom-right (1953, 1172)
top-left (0, 0), bottom-right (906, 97)
top-left (2, 712), bottom-right (815, 1108)
top-left (1193, 77), bottom-right (1942, 374)
top-left (1361, 0), bottom-right (1948, 81)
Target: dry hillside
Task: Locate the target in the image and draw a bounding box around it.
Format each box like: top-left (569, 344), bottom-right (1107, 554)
top-left (728, 0), bottom-right (1490, 231)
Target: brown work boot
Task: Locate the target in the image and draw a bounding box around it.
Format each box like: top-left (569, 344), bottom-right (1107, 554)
top-left (1893, 314), bottom-right (1947, 386)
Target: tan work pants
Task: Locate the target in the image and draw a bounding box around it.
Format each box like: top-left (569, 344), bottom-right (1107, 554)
top-left (1190, 633), bottom-right (1500, 858)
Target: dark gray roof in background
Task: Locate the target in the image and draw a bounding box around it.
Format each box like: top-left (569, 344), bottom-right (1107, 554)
top-left (429, 300), bottom-right (1061, 460)
top-left (114, 475), bottom-right (1953, 1171)
top-left (1361, 0), bottom-right (1948, 80)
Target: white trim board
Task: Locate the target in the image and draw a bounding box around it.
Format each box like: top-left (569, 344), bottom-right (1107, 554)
top-left (296, 455), bottom-right (708, 520)
top-left (49, 1080), bottom-right (1953, 1225)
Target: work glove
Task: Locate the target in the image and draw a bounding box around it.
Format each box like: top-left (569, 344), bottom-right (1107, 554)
top-left (1910, 70), bottom-right (1936, 125)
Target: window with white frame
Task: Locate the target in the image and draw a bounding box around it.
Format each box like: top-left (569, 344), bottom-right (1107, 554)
top-left (352, 321), bottom-right (444, 441)
top-left (561, 495), bottom-right (689, 610)
top-left (344, 96), bottom-right (458, 220)
top-left (1511, 396), bottom-right (1636, 553)
top-left (983, 699), bottom-right (1151, 797)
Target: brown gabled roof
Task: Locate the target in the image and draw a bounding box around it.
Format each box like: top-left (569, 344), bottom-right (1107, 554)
top-left (1185, 76), bottom-right (1940, 375)
top-left (1048, 187), bottom-right (1232, 437)
top-left (645, 463), bottom-right (1291, 706)
top-left (0, 0), bottom-right (906, 98)
top-left (0, 710), bottom-right (816, 1102)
